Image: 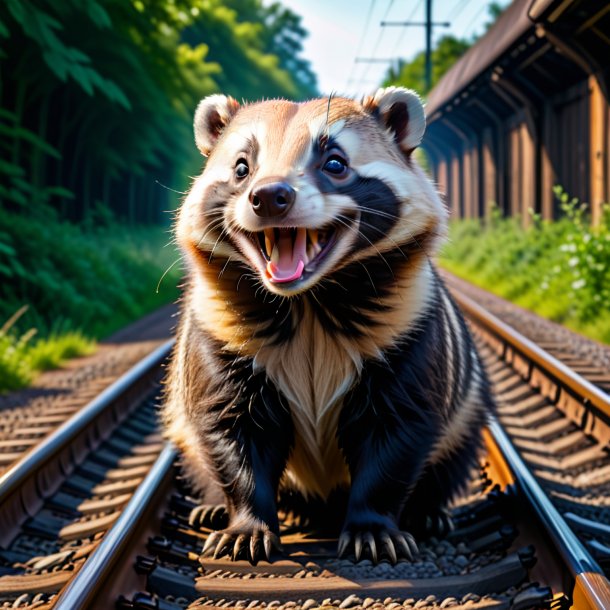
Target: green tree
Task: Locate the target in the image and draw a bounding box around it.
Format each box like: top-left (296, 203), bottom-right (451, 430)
top-left (384, 35), bottom-right (471, 95)
top-left (0, 0), bottom-right (316, 225)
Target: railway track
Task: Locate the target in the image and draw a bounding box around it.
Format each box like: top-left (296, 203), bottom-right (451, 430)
top-left (0, 341), bottom-right (173, 609)
top-left (442, 272), bottom-right (610, 394)
top-left (0, 295), bottom-right (609, 608)
top-left (0, 304), bottom-right (176, 476)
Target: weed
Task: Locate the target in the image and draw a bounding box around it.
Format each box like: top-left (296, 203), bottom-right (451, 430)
top-left (439, 188), bottom-right (610, 345)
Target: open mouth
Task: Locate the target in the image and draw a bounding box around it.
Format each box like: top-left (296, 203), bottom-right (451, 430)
top-left (253, 226), bottom-right (336, 284)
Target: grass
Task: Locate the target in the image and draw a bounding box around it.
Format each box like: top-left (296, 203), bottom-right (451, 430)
top-left (438, 187), bottom-right (610, 345)
top-left (0, 206), bottom-right (182, 393)
top-left (0, 307), bottom-right (97, 392)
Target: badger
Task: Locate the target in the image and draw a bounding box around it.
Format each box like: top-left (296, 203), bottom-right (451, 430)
top-left (163, 87), bottom-right (495, 566)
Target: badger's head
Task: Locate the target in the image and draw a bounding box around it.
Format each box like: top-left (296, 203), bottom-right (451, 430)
top-left (178, 88), bottom-right (446, 297)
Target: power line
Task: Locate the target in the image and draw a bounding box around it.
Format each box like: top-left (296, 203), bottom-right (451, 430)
top-left (391, 0), bottom-right (423, 57)
top-left (382, 0), bottom-right (449, 90)
top-left (463, 3), bottom-right (489, 38)
top-left (345, 0), bottom-right (378, 91)
top-left (448, 0), bottom-right (475, 22)
top-left (352, 0), bottom-right (396, 93)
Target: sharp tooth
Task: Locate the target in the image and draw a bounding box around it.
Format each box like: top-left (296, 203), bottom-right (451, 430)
top-left (271, 243), bottom-right (279, 264)
top-left (264, 228), bottom-right (274, 257)
top-left (308, 229), bottom-right (318, 247)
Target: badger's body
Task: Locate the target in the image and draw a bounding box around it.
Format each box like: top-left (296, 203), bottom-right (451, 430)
top-left (164, 88), bottom-right (495, 565)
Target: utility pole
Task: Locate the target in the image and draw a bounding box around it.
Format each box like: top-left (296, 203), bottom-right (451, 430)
top-left (425, 0), bottom-right (432, 92)
top-left (381, 0), bottom-right (450, 92)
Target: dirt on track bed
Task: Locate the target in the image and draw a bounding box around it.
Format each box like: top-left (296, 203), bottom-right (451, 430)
top-left (0, 303), bottom-right (177, 473)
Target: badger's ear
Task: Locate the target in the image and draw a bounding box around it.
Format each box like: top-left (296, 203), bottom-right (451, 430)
top-left (194, 94), bottom-right (240, 156)
top-left (363, 87), bottom-right (425, 154)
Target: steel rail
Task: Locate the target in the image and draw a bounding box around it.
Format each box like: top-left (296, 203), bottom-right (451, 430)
top-left (52, 442), bottom-right (177, 609)
top-left (487, 418), bottom-right (610, 609)
top-left (452, 290), bottom-right (610, 417)
top-left (0, 339), bottom-right (174, 506)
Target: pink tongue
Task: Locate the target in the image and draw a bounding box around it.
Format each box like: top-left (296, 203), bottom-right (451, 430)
top-left (267, 228), bottom-right (306, 283)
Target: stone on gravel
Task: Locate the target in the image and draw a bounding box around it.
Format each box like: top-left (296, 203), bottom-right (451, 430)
top-left (339, 595), bottom-right (361, 608)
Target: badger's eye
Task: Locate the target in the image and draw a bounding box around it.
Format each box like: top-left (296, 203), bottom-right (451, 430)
top-left (235, 159), bottom-right (249, 179)
top-left (323, 155), bottom-right (347, 176)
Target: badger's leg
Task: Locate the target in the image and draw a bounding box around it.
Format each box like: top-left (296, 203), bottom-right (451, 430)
top-left (400, 383), bottom-right (491, 538)
top-left (399, 436), bottom-right (483, 538)
top-left (194, 367), bottom-right (294, 565)
top-left (336, 362), bottom-right (439, 565)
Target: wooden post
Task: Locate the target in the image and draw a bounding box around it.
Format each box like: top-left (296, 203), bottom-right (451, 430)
top-left (451, 152), bottom-right (461, 219)
top-left (521, 121), bottom-right (536, 226)
top-left (589, 74), bottom-right (607, 225)
top-left (482, 128), bottom-right (497, 220)
top-left (510, 126), bottom-right (521, 219)
top-left (540, 103), bottom-right (556, 220)
top-left (463, 146), bottom-right (472, 218)
top-left (437, 157), bottom-right (448, 202)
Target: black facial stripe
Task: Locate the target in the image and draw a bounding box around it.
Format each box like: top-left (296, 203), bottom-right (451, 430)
top-left (315, 172), bottom-right (401, 250)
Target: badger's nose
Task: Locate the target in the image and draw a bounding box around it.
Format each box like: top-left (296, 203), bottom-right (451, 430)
top-left (250, 181), bottom-right (295, 217)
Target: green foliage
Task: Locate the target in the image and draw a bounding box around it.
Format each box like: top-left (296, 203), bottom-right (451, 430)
top-left (0, 307), bottom-right (35, 392)
top-left (27, 330), bottom-right (95, 372)
top-left (0, 208), bottom-right (181, 340)
top-left (0, 306), bottom-right (96, 393)
top-left (384, 35), bottom-right (471, 95)
top-left (5, 0), bottom-right (129, 108)
top-left (545, 186), bottom-right (610, 321)
top-left (439, 189), bottom-right (610, 344)
top-left (0, 0), bottom-right (317, 224)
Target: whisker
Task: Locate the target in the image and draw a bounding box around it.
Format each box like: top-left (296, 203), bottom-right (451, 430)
top-left (155, 180), bottom-right (188, 195)
top-left (156, 257), bottom-right (182, 293)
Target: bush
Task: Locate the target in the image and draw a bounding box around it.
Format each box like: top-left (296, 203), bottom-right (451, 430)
top-left (0, 207), bottom-right (181, 339)
top-left (439, 188), bottom-right (610, 344)
top-left (0, 208), bottom-right (182, 393)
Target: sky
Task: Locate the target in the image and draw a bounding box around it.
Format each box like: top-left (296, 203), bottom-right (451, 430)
top-left (278, 0), bottom-right (509, 97)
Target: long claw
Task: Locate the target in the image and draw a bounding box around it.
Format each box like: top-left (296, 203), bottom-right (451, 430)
top-left (188, 505), bottom-right (204, 528)
top-left (250, 530), bottom-right (263, 565)
top-left (393, 532), bottom-right (413, 560)
top-left (210, 505), bottom-right (229, 529)
top-left (263, 531), bottom-right (282, 561)
top-left (364, 532), bottom-right (377, 564)
top-left (202, 532), bottom-right (220, 556)
top-left (354, 533), bottom-right (363, 562)
top-left (337, 532), bottom-right (351, 558)
top-left (233, 534), bottom-right (248, 560)
top-left (380, 531), bottom-right (397, 564)
top-left (405, 532), bottom-right (419, 558)
top-left (213, 533), bottom-right (234, 559)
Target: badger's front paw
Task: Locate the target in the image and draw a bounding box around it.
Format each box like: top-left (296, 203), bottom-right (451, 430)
top-left (201, 527), bottom-right (283, 565)
top-left (337, 523), bottom-right (418, 565)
